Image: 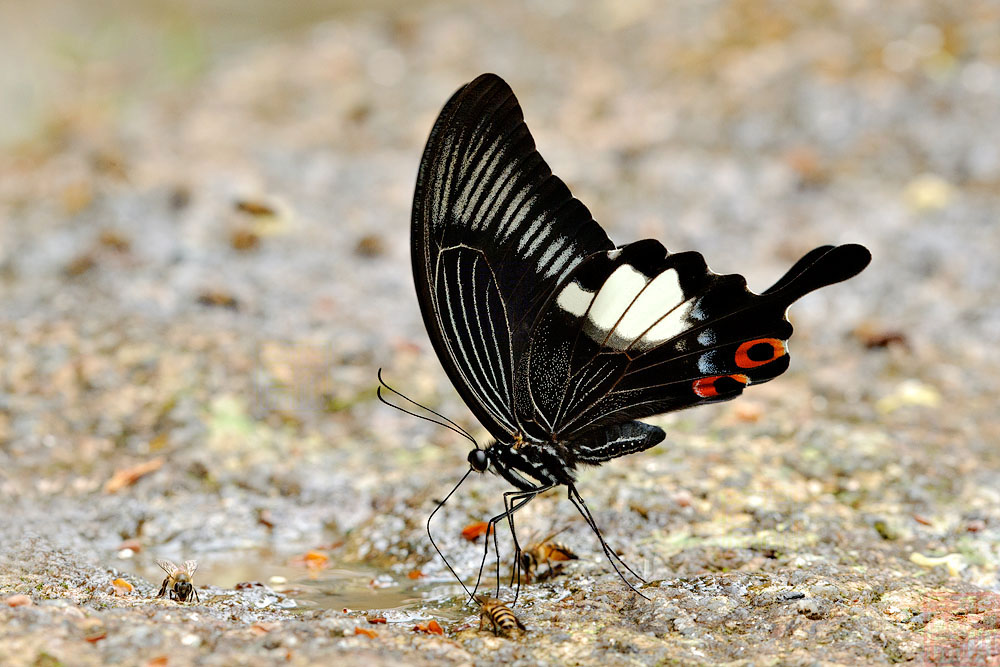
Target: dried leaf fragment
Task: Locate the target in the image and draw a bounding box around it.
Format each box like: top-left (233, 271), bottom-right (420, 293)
top-left (111, 578), bottom-right (134, 596)
top-left (413, 619), bottom-right (444, 635)
top-left (291, 550), bottom-right (329, 579)
top-left (461, 521), bottom-right (493, 541)
top-left (104, 458), bottom-right (165, 493)
top-left (250, 622), bottom-right (279, 636)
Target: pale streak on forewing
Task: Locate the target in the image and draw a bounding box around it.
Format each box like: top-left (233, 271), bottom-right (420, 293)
top-left (460, 137), bottom-right (505, 229)
top-left (433, 135), bottom-right (458, 232)
top-left (588, 265), bottom-right (648, 331)
top-left (556, 282), bottom-right (594, 317)
top-left (498, 186), bottom-right (531, 240)
top-left (615, 269), bottom-right (684, 340)
top-left (505, 194), bottom-right (537, 246)
top-left (486, 161), bottom-right (519, 236)
top-left (524, 216), bottom-right (553, 257)
top-left (455, 136), bottom-right (493, 212)
top-left (534, 233), bottom-right (568, 275)
top-left (544, 242), bottom-right (578, 279)
top-left (517, 214), bottom-right (545, 252)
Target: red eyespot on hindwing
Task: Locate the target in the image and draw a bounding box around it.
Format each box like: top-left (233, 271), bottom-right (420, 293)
top-left (692, 374), bottom-right (749, 398)
top-left (734, 338), bottom-right (786, 369)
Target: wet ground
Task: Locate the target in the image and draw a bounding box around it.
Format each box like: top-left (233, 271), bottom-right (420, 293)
top-left (2, 1), bottom-right (1000, 665)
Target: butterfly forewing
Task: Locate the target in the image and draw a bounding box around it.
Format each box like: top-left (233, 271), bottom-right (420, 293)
top-left (412, 74), bottom-right (613, 440)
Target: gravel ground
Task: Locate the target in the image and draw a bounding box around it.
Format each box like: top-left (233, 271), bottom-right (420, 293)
top-left (2, 1), bottom-right (999, 665)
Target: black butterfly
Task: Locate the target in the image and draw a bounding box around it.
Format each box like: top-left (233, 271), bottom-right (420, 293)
top-left (394, 73), bottom-right (870, 601)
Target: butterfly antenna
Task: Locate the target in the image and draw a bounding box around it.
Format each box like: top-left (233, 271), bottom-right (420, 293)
top-left (427, 467), bottom-right (478, 605)
top-left (377, 369), bottom-right (477, 446)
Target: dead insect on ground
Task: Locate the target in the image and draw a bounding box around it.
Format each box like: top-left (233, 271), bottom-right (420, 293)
top-left (156, 559), bottom-right (199, 603)
top-left (233, 198), bottom-right (277, 216)
top-left (520, 534), bottom-right (578, 583)
top-left (476, 596), bottom-right (524, 636)
top-left (196, 290), bottom-right (239, 310)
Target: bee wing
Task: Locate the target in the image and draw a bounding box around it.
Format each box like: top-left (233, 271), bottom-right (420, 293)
top-left (536, 525), bottom-right (572, 546)
top-left (156, 559), bottom-right (178, 575)
top-left (183, 560), bottom-right (198, 576)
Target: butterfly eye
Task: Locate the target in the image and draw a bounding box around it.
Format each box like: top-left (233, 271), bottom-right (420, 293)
top-left (468, 449), bottom-right (489, 472)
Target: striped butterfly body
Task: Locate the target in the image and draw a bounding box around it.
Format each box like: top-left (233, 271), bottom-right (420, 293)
top-left (409, 73), bottom-right (871, 599)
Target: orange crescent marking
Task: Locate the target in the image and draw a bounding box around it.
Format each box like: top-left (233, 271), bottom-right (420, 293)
top-left (735, 338), bottom-right (786, 369)
top-left (693, 374), bottom-right (749, 398)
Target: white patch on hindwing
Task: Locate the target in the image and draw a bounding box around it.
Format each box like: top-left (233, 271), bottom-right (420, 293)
top-left (642, 302), bottom-right (693, 345)
top-left (553, 256), bottom-right (697, 350)
top-left (557, 281), bottom-right (594, 317)
top-left (618, 269), bottom-right (687, 341)
top-left (589, 265), bottom-right (648, 331)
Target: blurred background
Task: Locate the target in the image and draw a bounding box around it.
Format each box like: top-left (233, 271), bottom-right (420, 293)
top-left (1, 0), bottom-right (998, 663)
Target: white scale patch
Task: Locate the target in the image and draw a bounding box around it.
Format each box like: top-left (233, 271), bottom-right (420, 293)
top-left (556, 281), bottom-right (594, 317)
top-left (555, 261), bottom-right (695, 349)
top-left (589, 265), bottom-right (648, 331)
top-left (697, 352), bottom-right (718, 374)
top-left (624, 269), bottom-right (692, 345)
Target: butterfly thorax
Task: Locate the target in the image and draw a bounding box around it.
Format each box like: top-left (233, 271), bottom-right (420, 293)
top-left (482, 439), bottom-right (576, 491)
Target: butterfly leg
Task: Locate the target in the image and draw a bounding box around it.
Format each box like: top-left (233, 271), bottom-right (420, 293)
top-left (569, 485), bottom-right (647, 583)
top-left (471, 485), bottom-right (552, 601)
top-left (567, 485), bottom-right (650, 600)
top-left (504, 486), bottom-right (555, 606)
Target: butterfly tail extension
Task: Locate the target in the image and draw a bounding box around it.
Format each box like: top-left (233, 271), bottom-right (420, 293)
top-left (762, 244), bottom-right (872, 302)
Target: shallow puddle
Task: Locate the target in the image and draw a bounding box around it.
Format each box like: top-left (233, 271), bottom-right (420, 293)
top-left (130, 551), bottom-right (472, 617)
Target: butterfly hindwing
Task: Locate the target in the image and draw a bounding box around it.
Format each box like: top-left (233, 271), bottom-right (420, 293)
top-left (412, 74), bottom-right (613, 440)
top-left (525, 243), bottom-right (870, 440)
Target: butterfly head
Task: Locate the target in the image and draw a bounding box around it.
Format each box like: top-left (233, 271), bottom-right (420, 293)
top-left (467, 447), bottom-right (489, 473)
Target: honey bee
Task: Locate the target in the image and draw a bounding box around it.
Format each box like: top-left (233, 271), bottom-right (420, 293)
top-left (475, 596), bottom-right (524, 636)
top-left (156, 559), bottom-right (199, 603)
top-left (520, 532), bottom-right (578, 583)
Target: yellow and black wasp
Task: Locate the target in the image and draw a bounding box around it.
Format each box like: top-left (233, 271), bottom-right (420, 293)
top-left (475, 596), bottom-right (525, 636)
